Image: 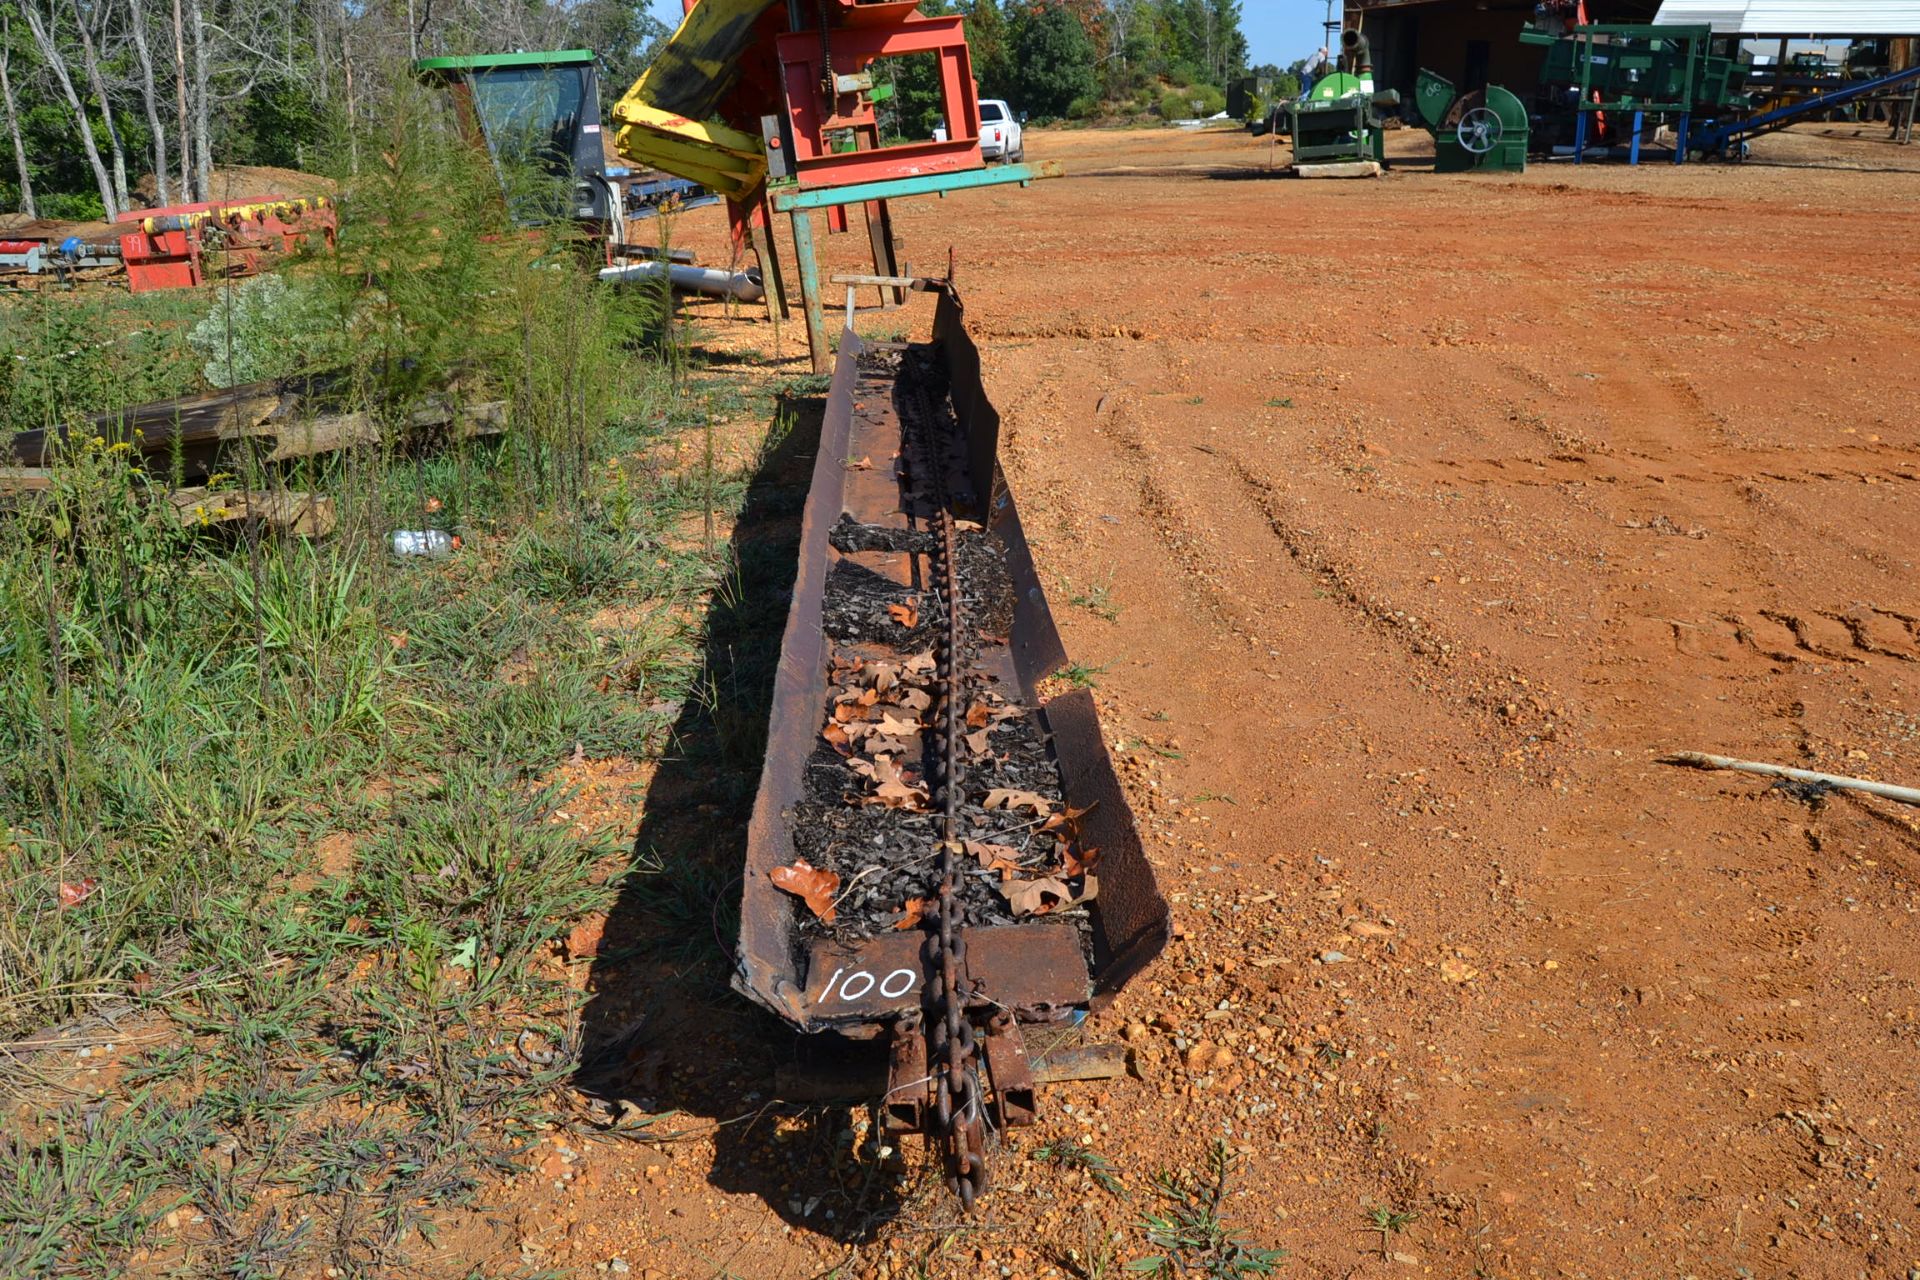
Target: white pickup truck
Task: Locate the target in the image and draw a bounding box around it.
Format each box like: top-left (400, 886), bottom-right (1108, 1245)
top-left (978, 99), bottom-right (1024, 163)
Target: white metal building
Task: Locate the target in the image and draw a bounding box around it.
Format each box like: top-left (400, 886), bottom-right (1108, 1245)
top-left (1651, 0), bottom-right (1920, 33)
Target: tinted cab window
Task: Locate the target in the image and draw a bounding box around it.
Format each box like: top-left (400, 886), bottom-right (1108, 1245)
top-left (980, 102), bottom-right (1006, 122)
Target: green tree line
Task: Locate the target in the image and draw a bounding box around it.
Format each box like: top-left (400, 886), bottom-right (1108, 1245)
top-left (0, 0), bottom-right (662, 220)
top-left (882, 0), bottom-right (1249, 136)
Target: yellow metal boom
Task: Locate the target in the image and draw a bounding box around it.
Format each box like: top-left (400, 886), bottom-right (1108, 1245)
top-left (610, 0), bottom-right (778, 201)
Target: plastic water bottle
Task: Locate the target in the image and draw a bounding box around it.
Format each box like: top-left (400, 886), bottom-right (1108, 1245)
top-left (390, 529), bottom-right (459, 557)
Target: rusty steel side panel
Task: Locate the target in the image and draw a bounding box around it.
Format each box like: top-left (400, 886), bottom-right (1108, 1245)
top-left (1045, 689), bottom-right (1171, 1002)
top-left (931, 287), bottom-right (1069, 697)
top-left (732, 325), bottom-right (865, 1024)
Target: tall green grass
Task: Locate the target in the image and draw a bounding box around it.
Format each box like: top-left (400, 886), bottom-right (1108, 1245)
top-left (0, 73), bottom-right (737, 1276)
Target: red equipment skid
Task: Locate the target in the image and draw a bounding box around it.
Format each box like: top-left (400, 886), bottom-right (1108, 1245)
top-left (114, 196), bottom-right (337, 294)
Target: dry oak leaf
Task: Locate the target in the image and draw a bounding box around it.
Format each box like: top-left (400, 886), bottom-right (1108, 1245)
top-left (903, 651), bottom-right (936, 675)
top-left (965, 701), bottom-right (992, 730)
top-left (1061, 844), bottom-right (1101, 878)
top-left (1040, 803), bottom-right (1095, 837)
top-left (887, 600), bottom-right (920, 629)
top-left (984, 788), bottom-right (1051, 815)
top-left (844, 455), bottom-right (874, 471)
top-left (873, 780), bottom-right (927, 809)
top-left (875, 712), bottom-right (922, 738)
top-left (892, 897), bottom-right (929, 931)
top-left (964, 839), bottom-right (1024, 880)
top-left (1002, 874), bottom-right (1097, 917)
top-left (770, 859), bottom-right (840, 922)
top-left (857, 755), bottom-right (928, 809)
top-left (965, 729), bottom-right (992, 757)
top-left (895, 688), bottom-right (932, 714)
top-left (58, 877), bottom-right (99, 908)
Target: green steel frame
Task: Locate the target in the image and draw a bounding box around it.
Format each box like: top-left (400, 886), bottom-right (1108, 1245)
top-left (1565, 24), bottom-right (1712, 114)
top-left (769, 161), bottom-right (1062, 373)
top-left (415, 49), bottom-right (595, 72)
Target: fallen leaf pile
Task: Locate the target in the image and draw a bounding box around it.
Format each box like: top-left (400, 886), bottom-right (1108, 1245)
top-left (972, 794), bottom-right (1103, 917)
top-left (823, 652), bottom-right (937, 809)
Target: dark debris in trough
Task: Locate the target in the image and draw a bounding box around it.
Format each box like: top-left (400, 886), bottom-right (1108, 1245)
top-left (782, 351), bottom-right (1094, 947)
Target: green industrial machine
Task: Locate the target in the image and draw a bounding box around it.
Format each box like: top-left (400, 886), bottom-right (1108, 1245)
top-left (1523, 23), bottom-right (1750, 114)
top-left (1414, 69), bottom-right (1530, 172)
top-left (1287, 72), bottom-right (1389, 169)
top-left (1520, 23), bottom-right (1753, 160)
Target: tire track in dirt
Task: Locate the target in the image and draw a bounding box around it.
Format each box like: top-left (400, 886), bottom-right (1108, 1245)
top-left (1223, 454), bottom-right (1573, 778)
top-left (1408, 443), bottom-right (1920, 490)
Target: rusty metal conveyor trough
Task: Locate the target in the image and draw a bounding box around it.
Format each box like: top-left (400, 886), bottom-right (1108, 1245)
top-left (736, 284), bottom-right (1168, 1203)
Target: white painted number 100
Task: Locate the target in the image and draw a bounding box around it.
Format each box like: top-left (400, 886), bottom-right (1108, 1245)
top-left (817, 966), bottom-right (918, 1004)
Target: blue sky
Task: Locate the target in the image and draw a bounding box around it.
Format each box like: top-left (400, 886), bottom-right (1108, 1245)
top-left (644, 1), bottom-right (1338, 74)
top-left (1245, 0), bottom-right (1342, 67)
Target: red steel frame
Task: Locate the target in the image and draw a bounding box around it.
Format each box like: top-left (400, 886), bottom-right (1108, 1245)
top-left (774, 14), bottom-right (982, 188)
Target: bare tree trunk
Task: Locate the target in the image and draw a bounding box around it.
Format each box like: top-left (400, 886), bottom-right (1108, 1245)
top-left (171, 0), bottom-right (190, 199)
top-left (343, 29), bottom-right (357, 173)
top-left (310, 0), bottom-right (327, 100)
top-left (72, 0), bottom-right (130, 212)
top-left (126, 0), bottom-right (170, 204)
top-left (20, 0), bottom-right (120, 220)
top-left (189, 0), bottom-right (210, 200)
top-left (0, 14), bottom-right (36, 217)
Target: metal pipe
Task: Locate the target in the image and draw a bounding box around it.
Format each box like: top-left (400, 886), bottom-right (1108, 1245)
top-left (598, 259), bottom-right (765, 301)
top-left (1340, 28), bottom-right (1372, 74)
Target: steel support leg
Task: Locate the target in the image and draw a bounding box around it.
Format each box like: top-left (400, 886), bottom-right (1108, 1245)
top-left (1573, 111), bottom-right (1588, 163)
top-left (1674, 113), bottom-right (1690, 164)
top-left (863, 197), bottom-right (903, 309)
top-left (1630, 111), bottom-right (1643, 165)
top-left (751, 193), bottom-right (789, 321)
top-left (788, 207), bottom-right (832, 375)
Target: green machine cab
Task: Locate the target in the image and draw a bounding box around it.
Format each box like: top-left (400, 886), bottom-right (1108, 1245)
top-left (416, 50), bottom-right (622, 226)
top-left (1415, 69), bottom-right (1529, 172)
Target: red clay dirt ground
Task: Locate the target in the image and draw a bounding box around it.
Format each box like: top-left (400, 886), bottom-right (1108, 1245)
top-left (475, 122), bottom-right (1920, 1280)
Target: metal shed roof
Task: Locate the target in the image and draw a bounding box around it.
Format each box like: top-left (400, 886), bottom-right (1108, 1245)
top-left (1651, 0), bottom-right (1920, 32)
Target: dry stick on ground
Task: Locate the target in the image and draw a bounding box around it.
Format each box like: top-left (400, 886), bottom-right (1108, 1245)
top-left (1660, 751), bottom-right (1920, 807)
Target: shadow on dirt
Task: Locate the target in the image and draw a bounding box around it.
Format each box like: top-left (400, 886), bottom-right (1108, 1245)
top-left (574, 389), bottom-right (917, 1241)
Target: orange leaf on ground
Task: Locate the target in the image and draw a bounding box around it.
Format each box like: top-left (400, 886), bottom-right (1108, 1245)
top-left (892, 897), bottom-right (928, 930)
top-left (58, 878), bottom-right (98, 908)
top-left (770, 859), bottom-right (841, 922)
top-left (966, 701), bottom-right (992, 729)
top-left (844, 455), bottom-right (874, 470)
top-left (566, 913), bottom-right (608, 959)
top-left (887, 600), bottom-right (920, 628)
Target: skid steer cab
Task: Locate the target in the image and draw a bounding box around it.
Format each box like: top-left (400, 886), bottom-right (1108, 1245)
top-left (415, 49), bottom-right (714, 252)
